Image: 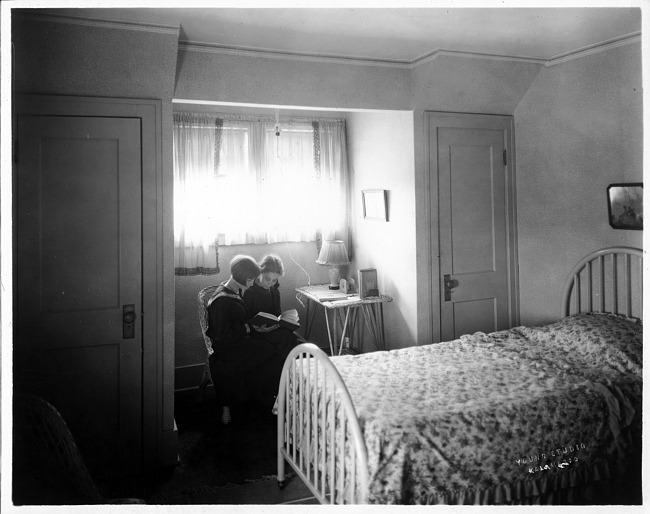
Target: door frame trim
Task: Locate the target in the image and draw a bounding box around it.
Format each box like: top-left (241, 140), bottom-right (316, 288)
top-left (421, 111), bottom-right (520, 344)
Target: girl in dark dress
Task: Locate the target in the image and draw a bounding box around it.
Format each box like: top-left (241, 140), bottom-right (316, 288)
top-left (206, 254), bottom-right (297, 424)
top-left (243, 254), bottom-right (299, 371)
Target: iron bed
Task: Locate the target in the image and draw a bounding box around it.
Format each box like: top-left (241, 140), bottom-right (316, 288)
top-left (276, 247), bottom-right (643, 504)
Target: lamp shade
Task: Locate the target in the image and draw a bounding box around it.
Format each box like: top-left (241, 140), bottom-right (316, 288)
top-left (316, 240), bottom-right (350, 266)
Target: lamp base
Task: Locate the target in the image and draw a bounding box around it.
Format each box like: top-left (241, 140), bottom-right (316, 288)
top-left (328, 266), bottom-right (341, 290)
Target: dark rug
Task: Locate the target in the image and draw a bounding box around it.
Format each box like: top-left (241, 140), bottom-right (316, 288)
top-left (143, 388), bottom-right (292, 504)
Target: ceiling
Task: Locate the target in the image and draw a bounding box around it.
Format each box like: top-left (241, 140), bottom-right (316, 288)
top-left (28, 6), bottom-right (642, 64)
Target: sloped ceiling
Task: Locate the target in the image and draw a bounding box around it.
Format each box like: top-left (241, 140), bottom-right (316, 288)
top-left (22, 7), bottom-right (641, 65)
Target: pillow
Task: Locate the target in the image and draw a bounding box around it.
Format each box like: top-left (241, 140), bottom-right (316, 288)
top-left (514, 313), bottom-right (642, 376)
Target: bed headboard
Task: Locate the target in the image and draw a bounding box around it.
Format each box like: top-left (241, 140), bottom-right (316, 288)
top-left (562, 247), bottom-right (643, 319)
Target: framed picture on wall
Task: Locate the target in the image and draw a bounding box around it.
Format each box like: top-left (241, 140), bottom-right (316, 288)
top-left (362, 189), bottom-right (388, 221)
top-left (607, 183), bottom-right (643, 230)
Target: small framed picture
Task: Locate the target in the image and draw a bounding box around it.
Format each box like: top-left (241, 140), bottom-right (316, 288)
top-left (362, 189), bottom-right (388, 221)
top-left (607, 183), bottom-right (643, 230)
top-left (358, 268), bottom-right (379, 299)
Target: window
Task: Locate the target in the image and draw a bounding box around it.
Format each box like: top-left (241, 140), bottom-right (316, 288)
top-left (173, 112), bottom-right (350, 274)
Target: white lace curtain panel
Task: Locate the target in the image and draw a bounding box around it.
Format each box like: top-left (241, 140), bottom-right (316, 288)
top-left (173, 112), bottom-right (350, 275)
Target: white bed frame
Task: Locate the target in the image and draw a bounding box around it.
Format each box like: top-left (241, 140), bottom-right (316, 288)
top-left (276, 343), bottom-right (369, 503)
top-left (562, 246), bottom-right (643, 318)
top-left (277, 247), bottom-right (643, 504)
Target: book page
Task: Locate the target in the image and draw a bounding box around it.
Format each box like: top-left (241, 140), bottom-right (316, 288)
top-left (280, 309), bottom-right (299, 323)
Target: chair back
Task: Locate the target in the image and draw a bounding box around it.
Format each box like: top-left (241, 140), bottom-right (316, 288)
top-left (13, 393), bottom-right (103, 504)
top-left (198, 285), bottom-right (220, 355)
top-left (13, 393), bottom-right (145, 505)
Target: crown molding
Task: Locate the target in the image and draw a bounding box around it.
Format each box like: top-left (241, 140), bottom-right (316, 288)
top-left (182, 32), bottom-right (641, 70)
top-left (12, 12), bottom-right (180, 37)
top-left (12, 12), bottom-right (640, 69)
top-left (546, 32), bottom-right (641, 67)
top-left (411, 49), bottom-right (546, 68)
top-left (180, 42), bottom-right (411, 69)
top-left (178, 41), bottom-right (546, 69)
top-left (181, 41), bottom-right (544, 68)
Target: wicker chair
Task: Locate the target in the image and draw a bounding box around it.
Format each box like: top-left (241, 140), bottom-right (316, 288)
top-left (12, 393), bottom-right (145, 505)
top-left (197, 285), bottom-right (232, 425)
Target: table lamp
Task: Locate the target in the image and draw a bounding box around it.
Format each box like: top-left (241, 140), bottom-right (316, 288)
top-left (316, 240), bottom-right (350, 289)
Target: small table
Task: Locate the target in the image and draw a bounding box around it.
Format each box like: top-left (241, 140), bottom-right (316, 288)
top-left (296, 285), bottom-right (393, 356)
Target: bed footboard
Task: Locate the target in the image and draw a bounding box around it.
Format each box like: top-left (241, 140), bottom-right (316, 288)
top-left (277, 343), bottom-right (369, 504)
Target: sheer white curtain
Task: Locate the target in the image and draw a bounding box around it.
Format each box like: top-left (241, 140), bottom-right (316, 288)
top-left (173, 112), bottom-right (350, 274)
top-left (315, 120), bottom-right (350, 244)
top-left (173, 112), bottom-right (221, 275)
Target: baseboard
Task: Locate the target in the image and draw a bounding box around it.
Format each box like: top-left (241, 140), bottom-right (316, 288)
top-left (175, 363), bottom-right (206, 392)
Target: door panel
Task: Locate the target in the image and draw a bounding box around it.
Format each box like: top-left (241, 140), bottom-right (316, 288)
top-left (435, 117), bottom-right (516, 341)
top-left (447, 138), bottom-right (498, 274)
top-left (39, 137), bottom-right (121, 313)
top-left (15, 115), bottom-right (143, 478)
top-left (453, 298), bottom-right (497, 337)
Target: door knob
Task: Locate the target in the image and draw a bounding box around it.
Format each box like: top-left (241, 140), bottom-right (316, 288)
top-left (443, 274), bottom-right (459, 301)
top-left (123, 304), bottom-right (136, 339)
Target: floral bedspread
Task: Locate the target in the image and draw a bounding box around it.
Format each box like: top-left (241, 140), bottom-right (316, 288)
top-left (329, 313), bottom-right (642, 504)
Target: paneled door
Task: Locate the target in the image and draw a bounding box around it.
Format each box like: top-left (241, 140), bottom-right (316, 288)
top-left (429, 113), bottom-right (518, 342)
top-left (14, 114), bottom-right (143, 480)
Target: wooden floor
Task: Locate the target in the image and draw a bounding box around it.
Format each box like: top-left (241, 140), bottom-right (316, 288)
top-left (138, 388), bottom-right (318, 505)
top-left (163, 475), bottom-right (318, 505)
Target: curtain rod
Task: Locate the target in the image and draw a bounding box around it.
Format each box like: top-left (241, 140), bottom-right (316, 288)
top-left (173, 110), bottom-right (345, 124)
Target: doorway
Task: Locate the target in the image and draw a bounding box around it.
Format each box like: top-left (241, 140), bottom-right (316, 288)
top-left (12, 95), bottom-right (176, 483)
top-left (426, 112), bottom-right (519, 342)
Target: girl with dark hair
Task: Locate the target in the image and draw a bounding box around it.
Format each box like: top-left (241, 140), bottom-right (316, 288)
top-left (243, 254), bottom-right (284, 318)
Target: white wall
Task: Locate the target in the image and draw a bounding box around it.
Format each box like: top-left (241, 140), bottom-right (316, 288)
top-left (514, 42), bottom-right (643, 325)
top-left (12, 14), bottom-right (179, 99)
top-left (410, 55), bottom-right (543, 343)
top-left (175, 48), bottom-right (412, 111)
top-left (347, 111), bottom-right (417, 349)
top-left (411, 54), bottom-right (543, 113)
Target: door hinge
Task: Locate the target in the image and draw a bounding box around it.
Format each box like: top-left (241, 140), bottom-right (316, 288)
top-left (503, 149), bottom-right (507, 166)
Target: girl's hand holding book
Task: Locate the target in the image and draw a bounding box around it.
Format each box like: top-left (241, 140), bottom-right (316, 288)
top-left (252, 323), bottom-right (279, 333)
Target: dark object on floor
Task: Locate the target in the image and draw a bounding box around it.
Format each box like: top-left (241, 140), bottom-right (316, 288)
top-left (12, 388), bottom-right (308, 505)
top-left (12, 393), bottom-right (145, 505)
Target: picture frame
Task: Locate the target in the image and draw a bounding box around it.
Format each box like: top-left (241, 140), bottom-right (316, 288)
top-left (362, 189), bottom-right (388, 221)
top-left (358, 268), bottom-right (379, 299)
top-left (607, 183), bottom-right (643, 230)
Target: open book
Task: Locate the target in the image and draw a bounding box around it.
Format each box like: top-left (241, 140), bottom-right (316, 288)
top-left (250, 308), bottom-right (300, 331)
